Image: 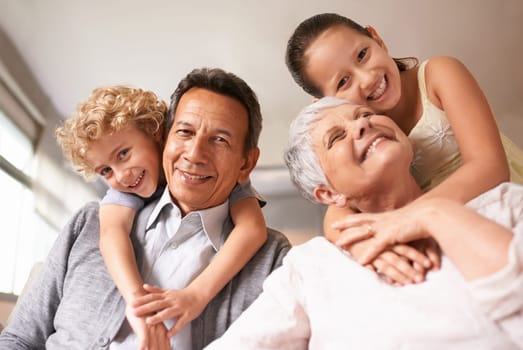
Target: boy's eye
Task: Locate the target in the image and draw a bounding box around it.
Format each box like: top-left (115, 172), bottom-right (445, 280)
top-left (337, 77), bottom-right (349, 91)
top-left (100, 167), bottom-right (112, 177)
top-left (118, 149), bottom-right (129, 160)
top-left (357, 48), bottom-right (367, 62)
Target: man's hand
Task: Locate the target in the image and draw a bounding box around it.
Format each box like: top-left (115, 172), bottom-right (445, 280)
top-left (132, 284), bottom-right (207, 337)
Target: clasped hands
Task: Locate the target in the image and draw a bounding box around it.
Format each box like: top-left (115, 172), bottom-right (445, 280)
top-left (332, 203), bottom-right (441, 286)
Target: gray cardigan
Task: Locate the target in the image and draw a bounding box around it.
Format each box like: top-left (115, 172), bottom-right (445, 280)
top-left (0, 201), bottom-right (291, 349)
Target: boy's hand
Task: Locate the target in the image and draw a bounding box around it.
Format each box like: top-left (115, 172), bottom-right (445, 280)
top-left (132, 284), bottom-right (207, 337)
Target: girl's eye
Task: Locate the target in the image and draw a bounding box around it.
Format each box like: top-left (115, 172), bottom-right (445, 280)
top-left (328, 131), bottom-right (346, 149)
top-left (100, 167), bottom-right (112, 177)
top-left (357, 48), bottom-right (368, 62)
top-left (118, 149), bottom-right (129, 160)
top-left (337, 76), bottom-right (349, 91)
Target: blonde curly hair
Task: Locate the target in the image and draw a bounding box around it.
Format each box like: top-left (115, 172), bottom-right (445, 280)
top-left (56, 85), bottom-right (167, 180)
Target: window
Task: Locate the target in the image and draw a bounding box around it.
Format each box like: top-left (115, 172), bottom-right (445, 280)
top-left (0, 110), bottom-right (56, 294)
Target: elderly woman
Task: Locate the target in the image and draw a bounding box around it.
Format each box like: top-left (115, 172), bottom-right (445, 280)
top-left (205, 97), bottom-right (523, 349)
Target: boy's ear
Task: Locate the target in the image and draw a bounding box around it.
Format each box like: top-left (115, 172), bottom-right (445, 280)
top-left (366, 25), bottom-right (388, 52)
top-left (313, 184), bottom-right (348, 207)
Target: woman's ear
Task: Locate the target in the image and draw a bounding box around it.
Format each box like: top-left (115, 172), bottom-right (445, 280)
top-left (313, 184), bottom-right (348, 207)
top-left (366, 25), bottom-right (388, 52)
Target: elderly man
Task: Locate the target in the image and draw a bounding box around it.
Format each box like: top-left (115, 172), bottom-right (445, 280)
top-left (206, 97), bottom-right (523, 349)
top-left (0, 68), bottom-right (291, 349)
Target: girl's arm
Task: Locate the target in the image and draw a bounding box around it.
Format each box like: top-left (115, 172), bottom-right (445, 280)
top-left (421, 56), bottom-right (509, 202)
top-left (133, 197), bottom-right (267, 336)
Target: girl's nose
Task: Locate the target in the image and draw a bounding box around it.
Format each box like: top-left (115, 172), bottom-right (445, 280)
top-left (115, 167), bottom-right (132, 185)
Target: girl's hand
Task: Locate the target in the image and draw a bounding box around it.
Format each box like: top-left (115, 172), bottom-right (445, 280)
top-left (132, 284), bottom-right (207, 337)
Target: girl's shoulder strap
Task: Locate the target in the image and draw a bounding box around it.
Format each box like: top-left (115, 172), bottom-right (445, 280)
top-left (417, 60), bottom-right (430, 102)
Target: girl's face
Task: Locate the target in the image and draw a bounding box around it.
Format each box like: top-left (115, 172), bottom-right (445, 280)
top-left (85, 125), bottom-right (163, 198)
top-left (304, 25), bottom-right (402, 113)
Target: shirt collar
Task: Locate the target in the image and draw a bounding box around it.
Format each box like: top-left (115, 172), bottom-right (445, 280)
top-left (146, 186), bottom-right (230, 251)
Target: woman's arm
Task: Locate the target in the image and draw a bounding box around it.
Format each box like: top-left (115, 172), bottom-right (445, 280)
top-left (334, 198), bottom-right (512, 280)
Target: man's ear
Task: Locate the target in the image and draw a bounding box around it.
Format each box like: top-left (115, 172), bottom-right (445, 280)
top-left (313, 184), bottom-right (348, 207)
top-left (366, 25), bottom-right (388, 52)
top-left (237, 147), bottom-right (260, 184)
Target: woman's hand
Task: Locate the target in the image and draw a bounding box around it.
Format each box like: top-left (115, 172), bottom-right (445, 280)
top-left (332, 203), bottom-right (440, 284)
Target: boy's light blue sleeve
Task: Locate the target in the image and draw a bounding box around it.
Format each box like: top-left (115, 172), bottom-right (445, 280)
top-left (229, 180), bottom-right (266, 208)
top-left (99, 188), bottom-right (145, 211)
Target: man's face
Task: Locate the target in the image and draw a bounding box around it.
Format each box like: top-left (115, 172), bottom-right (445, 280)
top-left (311, 103), bottom-right (412, 210)
top-left (163, 87), bottom-right (259, 215)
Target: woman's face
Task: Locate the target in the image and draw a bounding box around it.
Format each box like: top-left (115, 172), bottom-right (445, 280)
top-left (310, 103), bottom-right (412, 210)
top-left (304, 25), bottom-right (402, 114)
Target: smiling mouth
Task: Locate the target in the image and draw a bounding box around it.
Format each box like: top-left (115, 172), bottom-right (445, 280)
top-left (362, 136), bottom-right (386, 161)
top-left (180, 170), bottom-right (211, 181)
top-left (129, 171), bottom-right (145, 188)
top-left (367, 77), bottom-right (387, 101)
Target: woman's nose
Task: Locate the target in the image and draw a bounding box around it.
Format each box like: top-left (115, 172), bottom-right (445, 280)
top-left (352, 116), bottom-right (371, 140)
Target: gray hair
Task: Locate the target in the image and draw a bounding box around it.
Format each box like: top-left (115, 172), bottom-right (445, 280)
top-left (284, 96), bottom-right (352, 202)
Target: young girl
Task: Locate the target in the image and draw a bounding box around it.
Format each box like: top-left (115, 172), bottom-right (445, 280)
top-left (285, 13), bottom-right (523, 277)
top-left (55, 85), bottom-right (267, 347)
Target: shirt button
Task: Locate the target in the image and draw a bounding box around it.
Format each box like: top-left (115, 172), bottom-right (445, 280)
top-left (97, 337), bottom-right (110, 347)
top-left (170, 242), bottom-right (178, 250)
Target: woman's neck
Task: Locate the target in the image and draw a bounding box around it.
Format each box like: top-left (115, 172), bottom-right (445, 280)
top-left (354, 176), bottom-right (423, 213)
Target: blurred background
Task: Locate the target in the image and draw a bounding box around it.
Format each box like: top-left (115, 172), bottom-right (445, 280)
top-left (0, 0), bottom-right (522, 322)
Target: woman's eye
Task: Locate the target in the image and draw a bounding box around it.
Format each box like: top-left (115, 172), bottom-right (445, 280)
top-left (328, 131), bottom-right (346, 149)
top-left (357, 48), bottom-right (368, 62)
top-left (337, 77), bottom-right (349, 91)
top-left (357, 111), bottom-right (375, 119)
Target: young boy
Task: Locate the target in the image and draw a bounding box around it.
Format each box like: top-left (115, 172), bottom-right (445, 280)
top-left (55, 85), bottom-right (267, 347)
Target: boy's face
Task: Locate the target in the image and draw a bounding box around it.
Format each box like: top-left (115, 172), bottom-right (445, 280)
top-left (85, 125), bottom-right (163, 198)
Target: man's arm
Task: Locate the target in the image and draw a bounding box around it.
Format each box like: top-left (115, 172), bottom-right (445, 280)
top-left (0, 204), bottom-right (93, 347)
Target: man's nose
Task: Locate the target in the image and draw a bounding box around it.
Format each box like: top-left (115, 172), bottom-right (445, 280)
top-left (184, 136), bottom-right (207, 163)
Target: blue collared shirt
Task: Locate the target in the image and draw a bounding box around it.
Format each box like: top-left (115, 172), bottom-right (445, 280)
top-left (111, 187), bottom-right (230, 349)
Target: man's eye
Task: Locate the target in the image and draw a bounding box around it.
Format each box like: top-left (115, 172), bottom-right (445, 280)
top-left (176, 129), bottom-right (192, 137)
top-left (357, 48), bottom-right (367, 62)
top-left (337, 77), bottom-right (349, 91)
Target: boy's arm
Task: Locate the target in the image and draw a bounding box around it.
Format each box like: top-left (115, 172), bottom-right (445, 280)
top-left (132, 197), bottom-right (267, 336)
top-left (99, 204), bottom-right (144, 302)
top-left (325, 205), bottom-right (435, 285)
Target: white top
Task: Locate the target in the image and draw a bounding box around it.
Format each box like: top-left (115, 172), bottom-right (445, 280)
top-left (111, 187), bottom-right (229, 349)
top-left (206, 183), bottom-right (523, 349)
